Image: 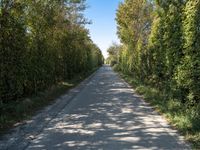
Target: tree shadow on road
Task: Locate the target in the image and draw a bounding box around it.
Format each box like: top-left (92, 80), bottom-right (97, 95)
top-left (27, 67), bottom-right (189, 150)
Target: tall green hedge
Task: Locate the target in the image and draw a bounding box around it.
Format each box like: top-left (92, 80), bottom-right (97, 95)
top-left (0, 0), bottom-right (104, 103)
top-left (175, 0), bottom-right (200, 104)
top-left (114, 0), bottom-right (200, 105)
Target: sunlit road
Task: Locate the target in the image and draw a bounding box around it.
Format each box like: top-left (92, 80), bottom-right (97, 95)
top-left (25, 66), bottom-right (190, 150)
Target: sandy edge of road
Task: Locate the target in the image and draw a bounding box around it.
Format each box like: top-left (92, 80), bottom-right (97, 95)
top-left (0, 68), bottom-right (100, 150)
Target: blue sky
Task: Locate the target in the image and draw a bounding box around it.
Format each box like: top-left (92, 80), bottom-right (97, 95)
top-left (85, 0), bottom-right (122, 58)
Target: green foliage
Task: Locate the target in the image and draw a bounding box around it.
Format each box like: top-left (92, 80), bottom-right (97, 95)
top-left (106, 42), bottom-right (121, 66)
top-left (0, 0), bottom-right (103, 103)
top-left (148, 16), bottom-right (166, 86)
top-left (116, 0), bottom-right (153, 78)
top-left (114, 0), bottom-right (200, 147)
top-left (175, 0), bottom-right (200, 104)
top-left (0, 0), bottom-right (27, 100)
top-left (115, 0), bottom-right (200, 104)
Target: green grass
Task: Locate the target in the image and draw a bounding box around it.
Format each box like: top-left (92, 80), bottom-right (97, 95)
top-left (0, 68), bottom-right (98, 135)
top-left (119, 72), bottom-right (200, 149)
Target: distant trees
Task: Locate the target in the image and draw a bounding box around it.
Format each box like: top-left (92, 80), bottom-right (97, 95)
top-left (106, 43), bottom-right (121, 66)
top-left (114, 0), bottom-right (200, 105)
top-left (0, 0), bottom-right (103, 103)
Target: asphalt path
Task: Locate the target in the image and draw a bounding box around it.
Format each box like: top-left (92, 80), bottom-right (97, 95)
top-left (19, 66), bottom-right (190, 149)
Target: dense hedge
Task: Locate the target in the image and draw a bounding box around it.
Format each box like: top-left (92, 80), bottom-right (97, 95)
top-left (108, 0), bottom-right (200, 105)
top-left (0, 0), bottom-right (103, 103)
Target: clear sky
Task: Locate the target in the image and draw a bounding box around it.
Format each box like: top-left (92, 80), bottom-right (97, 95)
top-left (85, 0), bottom-right (122, 58)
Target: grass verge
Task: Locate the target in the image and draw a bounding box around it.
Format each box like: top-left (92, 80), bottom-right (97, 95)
top-left (0, 68), bottom-right (98, 135)
top-left (118, 72), bottom-right (200, 150)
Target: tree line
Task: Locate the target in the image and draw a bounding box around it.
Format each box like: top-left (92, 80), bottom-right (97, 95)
top-left (108, 0), bottom-right (200, 106)
top-left (0, 0), bottom-right (104, 104)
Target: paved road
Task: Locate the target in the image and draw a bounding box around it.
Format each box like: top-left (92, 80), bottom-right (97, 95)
top-left (24, 66), bottom-right (190, 150)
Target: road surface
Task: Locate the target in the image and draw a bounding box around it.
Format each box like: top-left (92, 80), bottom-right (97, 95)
top-left (2, 66), bottom-right (190, 150)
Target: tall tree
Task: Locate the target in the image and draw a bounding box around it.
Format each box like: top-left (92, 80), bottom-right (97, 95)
top-left (0, 0), bottom-right (27, 101)
top-left (176, 0), bottom-right (200, 104)
top-left (116, 0), bottom-right (153, 80)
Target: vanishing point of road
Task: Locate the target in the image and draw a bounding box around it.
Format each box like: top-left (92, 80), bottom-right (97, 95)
top-left (1, 66), bottom-right (190, 150)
